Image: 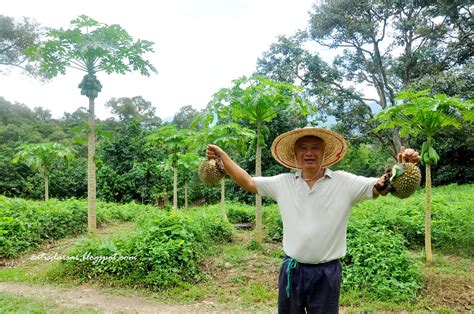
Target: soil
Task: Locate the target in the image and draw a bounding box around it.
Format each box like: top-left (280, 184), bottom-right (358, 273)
top-left (1, 281), bottom-right (242, 313)
top-left (421, 265), bottom-right (474, 312)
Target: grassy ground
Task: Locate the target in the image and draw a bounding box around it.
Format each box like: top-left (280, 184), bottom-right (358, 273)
top-left (1, 222), bottom-right (472, 313)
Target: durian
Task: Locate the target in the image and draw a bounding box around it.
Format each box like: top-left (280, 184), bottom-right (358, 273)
top-left (199, 159), bottom-right (226, 186)
top-left (389, 162), bottom-right (421, 199)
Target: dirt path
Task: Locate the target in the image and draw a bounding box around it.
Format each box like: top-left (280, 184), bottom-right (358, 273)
top-left (1, 281), bottom-right (250, 313)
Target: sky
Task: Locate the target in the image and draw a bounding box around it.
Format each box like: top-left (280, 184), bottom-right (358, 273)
top-left (1, 0), bottom-right (318, 121)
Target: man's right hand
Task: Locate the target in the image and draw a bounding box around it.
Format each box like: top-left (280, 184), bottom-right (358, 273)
top-left (206, 144), bottom-right (225, 160)
top-left (205, 144), bottom-right (257, 193)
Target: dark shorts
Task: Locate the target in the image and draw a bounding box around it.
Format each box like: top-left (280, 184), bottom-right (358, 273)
top-left (278, 256), bottom-right (342, 314)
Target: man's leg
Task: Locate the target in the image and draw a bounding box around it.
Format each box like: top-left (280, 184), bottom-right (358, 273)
top-left (305, 260), bottom-right (342, 314)
top-left (278, 258), bottom-right (305, 314)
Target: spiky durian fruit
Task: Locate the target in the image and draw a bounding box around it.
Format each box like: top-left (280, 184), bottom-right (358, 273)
top-left (389, 162), bottom-right (421, 199)
top-left (199, 159), bottom-right (226, 186)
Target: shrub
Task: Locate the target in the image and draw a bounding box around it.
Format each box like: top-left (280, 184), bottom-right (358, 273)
top-left (0, 196), bottom-right (156, 258)
top-left (342, 220), bottom-right (422, 301)
top-left (226, 202), bottom-right (255, 224)
top-left (263, 204), bottom-right (282, 241)
top-left (60, 206), bottom-right (233, 289)
top-left (352, 184), bottom-right (474, 256)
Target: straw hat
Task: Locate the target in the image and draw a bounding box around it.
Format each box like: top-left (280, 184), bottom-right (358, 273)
top-left (271, 127), bottom-right (347, 169)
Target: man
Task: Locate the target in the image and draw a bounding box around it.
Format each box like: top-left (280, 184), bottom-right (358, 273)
top-left (206, 127), bottom-right (420, 314)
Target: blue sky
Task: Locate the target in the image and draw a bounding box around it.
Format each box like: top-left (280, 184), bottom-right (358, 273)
top-left (1, 0), bottom-right (317, 120)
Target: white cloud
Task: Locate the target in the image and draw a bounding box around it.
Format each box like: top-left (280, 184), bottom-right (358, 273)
top-left (1, 0), bottom-right (315, 120)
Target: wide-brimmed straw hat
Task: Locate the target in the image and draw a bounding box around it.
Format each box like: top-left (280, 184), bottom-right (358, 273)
top-left (271, 127), bottom-right (347, 169)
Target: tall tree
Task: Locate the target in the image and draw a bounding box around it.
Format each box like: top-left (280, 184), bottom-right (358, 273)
top-left (375, 90), bottom-right (473, 264)
top-left (257, 0), bottom-right (473, 156)
top-left (0, 15), bottom-right (42, 76)
top-left (205, 75), bottom-right (311, 244)
top-left (105, 96), bottom-right (162, 129)
top-left (12, 142), bottom-right (74, 201)
top-left (29, 15), bottom-right (156, 233)
top-left (173, 105), bottom-right (199, 130)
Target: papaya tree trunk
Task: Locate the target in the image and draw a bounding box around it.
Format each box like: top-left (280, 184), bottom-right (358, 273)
top-left (425, 164), bottom-right (433, 265)
top-left (220, 178), bottom-right (228, 222)
top-left (173, 165), bottom-right (178, 209)
top-left (44, 172), bottom-right (49, 202)
top-left (184, 181), bottom-right (188, 209)
top-left (87, 97), bottom-right (97, 234)
top-left (255, 136), bottom-right (263, 245)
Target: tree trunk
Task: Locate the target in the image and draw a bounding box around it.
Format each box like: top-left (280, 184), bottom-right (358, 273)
top-left (255, 137), bottom-right (263, 245)
top-left (173, 165), bottom-right (178, 209)
top-left (44, 172), bottom-right (49, 202)
top-left (87, 97), bottom-right (97, 234)
top-left (220, 178), bottom-right (228, 222)
top-left (425, 164), bottom-right (433, 265)
top-left (184, 181), bottom-right (188, 209)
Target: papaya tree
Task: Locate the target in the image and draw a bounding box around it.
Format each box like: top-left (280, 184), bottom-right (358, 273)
top-left (375, 90), bottom-right (473, 265)
top-left (28, 15), bottom-right (156, 233)
top-left (195, 123), bottom-right (255, 221)
top-left (147, 125), bottom-right (194, 209)
top-left (12, 142), bottom-right (74, 201)
top-left (205, 75), bottom-right (312, 244)
top-left (176, 152), bottom-right (201, 209)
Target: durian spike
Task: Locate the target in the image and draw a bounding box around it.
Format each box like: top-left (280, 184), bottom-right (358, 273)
top-left (400, 146), bottom-right (406, 163)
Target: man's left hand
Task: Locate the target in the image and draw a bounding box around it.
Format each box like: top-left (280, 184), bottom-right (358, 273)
top-left (397, 148), bottom-right (420, 164)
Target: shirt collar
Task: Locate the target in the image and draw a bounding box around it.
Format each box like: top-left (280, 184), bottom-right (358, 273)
top-left (294, 168), bottom-right (333, 179)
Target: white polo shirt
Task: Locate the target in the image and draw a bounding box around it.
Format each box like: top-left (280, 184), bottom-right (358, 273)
top-left (253, 169), bottom-right (378, 263)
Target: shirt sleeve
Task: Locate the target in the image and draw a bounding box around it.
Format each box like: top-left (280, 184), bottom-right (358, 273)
top-left (342, 172), bottom-right (379, 204)
top-left (252, 175), bottom-right (284, 200)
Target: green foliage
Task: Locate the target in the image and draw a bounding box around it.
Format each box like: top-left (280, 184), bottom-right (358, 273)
top-left (105, 96), bottom-right (162, 129)
top-left (375, 90), bottom-right (472, 139)
top-left (60, 206), bottom-right (232, 289)
top-left (0, 197), bottom-right (87, 258)
top-left (261, 184), bottom-right (473, 300)
top-left (343, 221), bottom-right (422, 301)
top-left (352, 184), bottom-right (474, 256)
top-left (97, 118), bottom-right (164, 204)
top-left (0, 15), bottom-right (43, 76)
top-left (12, 142), bottom-right (74, 172)
top-left (0, 197), bottom-right (153, 258)
top-left (332, 143), bottom-right (392, 177)
top-left (27, 15), bottom-right (156, 81)
top-left (226, 203), bottom-right (256, 224)
top-left (263, 204), bottom-right (282, 241)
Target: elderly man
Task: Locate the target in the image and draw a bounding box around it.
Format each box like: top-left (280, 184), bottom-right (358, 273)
top-left (206, 127), bottom-right (420, 314)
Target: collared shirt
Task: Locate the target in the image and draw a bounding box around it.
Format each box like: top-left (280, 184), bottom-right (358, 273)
top-left (253, 169), bottom-right (378, 263)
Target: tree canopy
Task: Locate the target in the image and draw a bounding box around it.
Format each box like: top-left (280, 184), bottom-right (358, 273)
top-left (0, 15), bottom-right (43, 76)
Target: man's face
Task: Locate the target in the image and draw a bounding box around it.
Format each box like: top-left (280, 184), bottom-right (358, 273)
top-left (294, 136), bottom-right (325, 170)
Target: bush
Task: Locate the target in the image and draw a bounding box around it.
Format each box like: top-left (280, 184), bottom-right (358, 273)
top-left (0, 196), bottom-right (156, 258)
top-left (0, 197), bottom-right (87, 258)
top-left (352, 184), bottom-right (474, 256)
top-left (225, 202), bottom-right (255, 224)
top-left (263, 204), bottom-right (282, 241)
top-left (60, 206), bottom-right (233, 289)
top-left (342, 220), bottom-right (422, 301)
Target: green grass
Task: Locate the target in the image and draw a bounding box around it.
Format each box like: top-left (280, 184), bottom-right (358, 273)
top-left (1, 184), bottom-right (472, 312)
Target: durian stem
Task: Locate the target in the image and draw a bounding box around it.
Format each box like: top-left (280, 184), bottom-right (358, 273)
top-left (425, 164), bottom-right (433, 265)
